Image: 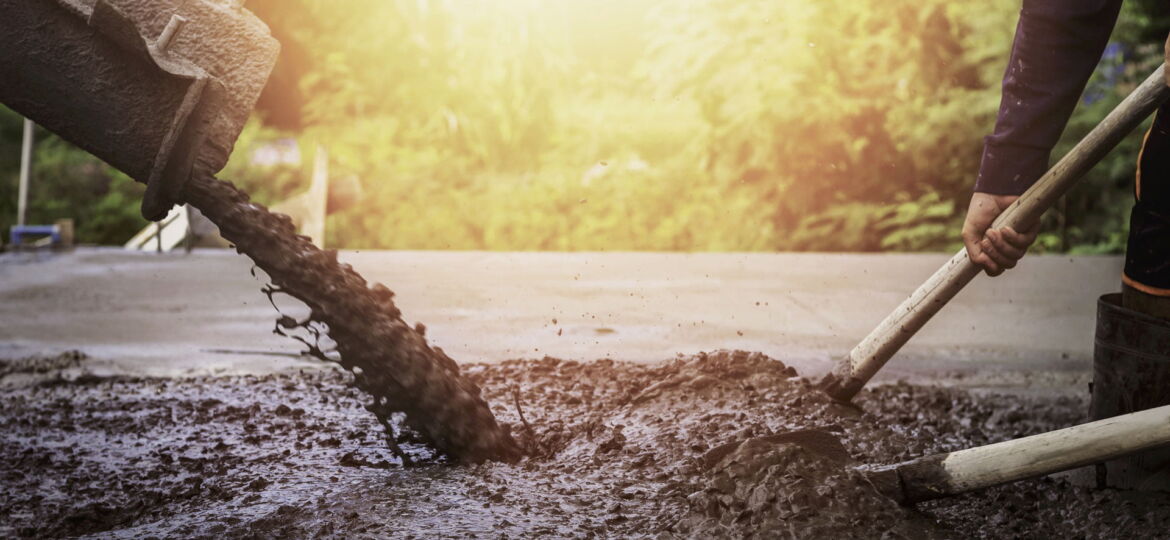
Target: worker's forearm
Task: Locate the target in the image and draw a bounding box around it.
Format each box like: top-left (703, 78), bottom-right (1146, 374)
top-left (975, 0), bottom-right (1123, 196)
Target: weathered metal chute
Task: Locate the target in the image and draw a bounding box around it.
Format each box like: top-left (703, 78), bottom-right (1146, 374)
top-left (0, 0), bottom-right (279, 220)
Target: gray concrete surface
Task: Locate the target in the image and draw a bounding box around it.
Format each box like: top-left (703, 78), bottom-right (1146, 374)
top-left (0, 248), bottom-right (1121, 391)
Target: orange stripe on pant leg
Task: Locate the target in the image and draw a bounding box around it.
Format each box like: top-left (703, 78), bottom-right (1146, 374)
top-left (1123, 273), bottom-right (1170, 297)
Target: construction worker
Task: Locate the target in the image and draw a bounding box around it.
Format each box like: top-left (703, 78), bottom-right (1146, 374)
top-left (962, 0), bottom-right (1170, 490)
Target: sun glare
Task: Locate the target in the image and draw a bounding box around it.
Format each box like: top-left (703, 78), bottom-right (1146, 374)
top-left (213, 0), bottom-right (1026, 251)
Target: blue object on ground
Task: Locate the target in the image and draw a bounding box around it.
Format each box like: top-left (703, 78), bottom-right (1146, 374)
top-left (9, 224), bottom-right (61, 247)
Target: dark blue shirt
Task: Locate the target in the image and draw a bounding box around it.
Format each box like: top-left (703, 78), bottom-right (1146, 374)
top-left (976, 0), bottom-right (1123, 195)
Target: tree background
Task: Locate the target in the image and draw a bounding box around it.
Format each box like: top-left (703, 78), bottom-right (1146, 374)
top-left (1, 0), bottom-right (1168, 252)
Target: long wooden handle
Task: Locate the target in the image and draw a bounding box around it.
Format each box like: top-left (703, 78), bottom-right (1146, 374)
top-left (866, 402), bottom-right (1170, 504)
top-left (821, 65), bottom-right (1170, 402)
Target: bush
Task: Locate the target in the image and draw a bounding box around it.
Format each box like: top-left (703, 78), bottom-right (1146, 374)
top-left (2, 0), bottom-right (1167, 252)
top-left (0, 105), bottom-right (148, 246)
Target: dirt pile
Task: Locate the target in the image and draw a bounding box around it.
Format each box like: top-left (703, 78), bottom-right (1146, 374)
top-left (3, 350), bottom-right (1170, 538)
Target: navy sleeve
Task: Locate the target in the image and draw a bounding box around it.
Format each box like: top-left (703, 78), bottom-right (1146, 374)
top-left (975, 0), bottom-right (1123, 195)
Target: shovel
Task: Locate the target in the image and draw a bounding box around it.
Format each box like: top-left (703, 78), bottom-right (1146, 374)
top-left (770, 403), bottom-right (1170, 504)
top-left (862, 401), bottom-right (1170, 504)
top-left (820, 65), bottom-right (1170, 402)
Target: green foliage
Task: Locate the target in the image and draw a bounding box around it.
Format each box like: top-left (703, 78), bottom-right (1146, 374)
top-left (641, 0), bottom-right (1014, 251)
top-left (244, 0), bottom-right (1022, 252)
top-left (218, 121), bottom-right (306, 208)
top-left (284, 0), bottom-right (561, 176)
top-left (0, 105), bottom-right (147, 246)
top-left (2, 0), bottom-right (1166, 252)
top-left (783, 192), bottom-right (960, 252)
top-left (1036, 13), bottom-right (1167, 255)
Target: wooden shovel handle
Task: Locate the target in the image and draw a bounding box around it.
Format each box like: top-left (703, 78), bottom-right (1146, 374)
top-left (868, 402), bottom-right (1170, 504)
top-left (821, 65), bottom-right (1170, 402)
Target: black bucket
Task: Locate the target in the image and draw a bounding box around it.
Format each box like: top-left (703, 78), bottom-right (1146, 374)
top-left (1089, 293), bottom-right (1170, 491)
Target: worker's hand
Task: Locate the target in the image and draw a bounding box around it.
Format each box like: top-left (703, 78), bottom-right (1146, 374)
top-left (961, 193), bottom-right (1039, 277)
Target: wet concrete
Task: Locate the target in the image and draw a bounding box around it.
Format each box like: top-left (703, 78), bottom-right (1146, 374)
top-left (182, 175), bottom-right (519, 462)
top-left (4, 350), bottom-right (1169, 538)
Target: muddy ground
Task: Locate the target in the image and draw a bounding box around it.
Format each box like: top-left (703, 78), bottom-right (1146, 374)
top-left (2, 350), bottom-right (1169, 539)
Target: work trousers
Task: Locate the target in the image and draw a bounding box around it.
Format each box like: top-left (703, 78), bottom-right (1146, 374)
top-left (1128, 101), bottom-right (1170, 300)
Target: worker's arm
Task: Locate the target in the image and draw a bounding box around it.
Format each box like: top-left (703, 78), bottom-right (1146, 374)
top-left (963, 0), bottom-right (1123, 276)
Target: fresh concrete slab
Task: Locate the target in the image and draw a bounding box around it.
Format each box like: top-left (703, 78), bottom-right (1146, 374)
top-left (0, 248), bottom-right (1121, 389)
